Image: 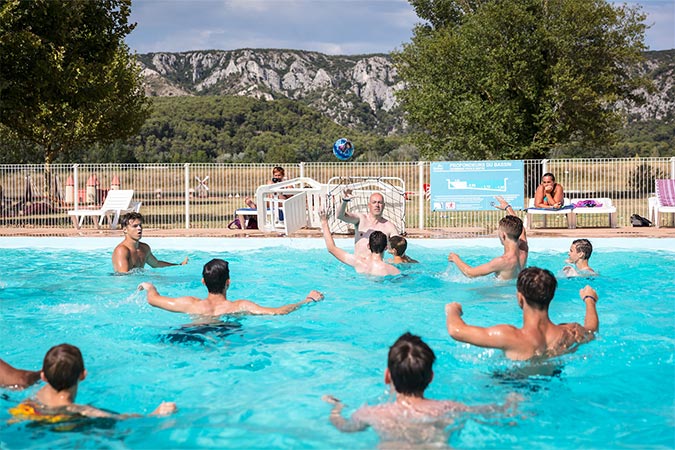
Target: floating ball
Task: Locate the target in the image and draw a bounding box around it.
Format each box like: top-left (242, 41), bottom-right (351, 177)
top-left (333, 138), bottom-right (354, 161)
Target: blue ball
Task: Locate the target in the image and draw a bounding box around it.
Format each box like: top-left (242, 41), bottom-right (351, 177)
top-left (333, 138), bottom-right (354, 161)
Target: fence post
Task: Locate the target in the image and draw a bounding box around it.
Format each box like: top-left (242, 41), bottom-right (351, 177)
top-left (418, 161), bottom-right (425, 230)
top-left (541, 159), bottom-right (549, 176)
top-left (299, 161), bottom-right (305, 178)
top-left (671, 157), bottom-right (674, 179)
top-left (73, 164), bottom-right (79, 211)
top-left (184, 163), bottom-right (190, 229)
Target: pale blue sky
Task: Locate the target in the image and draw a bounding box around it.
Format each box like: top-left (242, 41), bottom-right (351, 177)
top-left (126, 0), bottom-right (674, 55)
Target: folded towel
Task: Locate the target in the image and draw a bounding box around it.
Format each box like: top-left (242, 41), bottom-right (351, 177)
top-left (526, 205), bottom-right (574, 211)
top-left (656, 179), bottom-right (675, 206)
top-left (574, 200), bottom-right (603, 208)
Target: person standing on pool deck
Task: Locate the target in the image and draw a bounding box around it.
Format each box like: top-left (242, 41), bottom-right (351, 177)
top-left (0, 358), bottom-right (40, 389)
top-left (112, 212), bottom-right (188, 273)
top-left (446, 267), bottom-right (599, 360)
top-left (447, 196), bottom-right (528, 280)
top-left (322, 333), bottom-right (521, 446)
top-left (138, 258), bottom-right (324, 316)
top-left (320, 211), bottom-right (400, 276)
top-left (337, 189), bottom-right (399, 258)
top-left (10, 344), bottom-right (175, 421)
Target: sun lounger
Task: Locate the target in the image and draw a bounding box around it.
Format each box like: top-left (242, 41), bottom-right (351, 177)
top-left (526, 197), bottom-right (575, 229)
top-left (67, 190), bottom-right (140, 229)
top-left (649, 179), bottom-right (675, 228)
top-left (570, 198), bottom-right (617, 228)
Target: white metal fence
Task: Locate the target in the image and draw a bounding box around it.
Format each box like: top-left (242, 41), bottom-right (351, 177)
top-left (0, 158), bottom-right (673, 234)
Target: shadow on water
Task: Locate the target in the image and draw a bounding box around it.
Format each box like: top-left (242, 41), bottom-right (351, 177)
top-left (491, 361), bottom-right (564, 393)
top-left (158, 320), bottom-right (244, 346)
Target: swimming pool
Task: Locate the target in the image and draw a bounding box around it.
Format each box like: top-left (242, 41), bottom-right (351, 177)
top-left (1, 237), bottom-right (673, 448)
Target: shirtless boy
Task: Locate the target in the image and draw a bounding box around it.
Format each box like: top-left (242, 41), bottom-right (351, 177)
top-left (388, 235), bottom-right (418, 264)
top-left (563, 239), bottom-right (596, 277)
top-left (138, 258), bottom-right (323, 317)
top-left (337, 189), bottom-right (399, 258)
top-left (10, 344), bottom-right (175, 421)
top-left (112, 212), bottom-right (188, 273)
top-left (320, 211), bottom-right (400, 276)
top-left (446, 267), bottom-right (599, 360)
top-left (323, 333), bottom-right (520, 446)
top-left (448, 196), bottom-right (528, 280)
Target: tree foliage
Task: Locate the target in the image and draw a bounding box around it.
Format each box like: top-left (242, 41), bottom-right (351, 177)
top-left (394, 0), bottom-right (650, 160)
top-left (0, 0), bottom-right (149, 164)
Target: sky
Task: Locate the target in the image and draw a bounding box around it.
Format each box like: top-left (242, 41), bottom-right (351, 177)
top-left (126, 0), bottom-right (675, 55)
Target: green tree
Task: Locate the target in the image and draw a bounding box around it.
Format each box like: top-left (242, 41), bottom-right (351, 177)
top-left (394, 0), bottom-right (649, 160)
top-left (0, 0), bottom-right (149, 165)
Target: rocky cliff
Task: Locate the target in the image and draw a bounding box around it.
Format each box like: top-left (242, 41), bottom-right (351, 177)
top-left (138, 48), bottom-right (675, 133)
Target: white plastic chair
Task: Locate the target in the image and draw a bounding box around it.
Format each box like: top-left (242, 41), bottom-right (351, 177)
top-left (67, 190), bottom-right (139, 229)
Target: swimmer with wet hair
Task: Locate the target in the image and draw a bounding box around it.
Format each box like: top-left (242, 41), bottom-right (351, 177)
top-left (388, 235), bottom-right (418, 264)
top-left (322, 333), bottom-right (521, 446)
top-left (448, 196), bottom-right (528, 280)
top-left (446, 267), bottom-right (599, 360)
top-left (139, 258), bottom-right (324, 317)
top-left (563, 239), bottom-right (596, 277)
top-left (112, 212), bottom-right (188, 273)
top-left (10, 344), bottom-right (175, 422)
top-left (319, 211), bottom-right (400, 276)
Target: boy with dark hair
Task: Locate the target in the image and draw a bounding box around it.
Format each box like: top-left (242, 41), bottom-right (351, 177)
top-left (388, 235), bottom-right (418, 264)
top-left (112, 212), bottom-right (188, 273)
top-left (447, 196), bottom-right (528, 280)
top-left (563, 239), bottom-right (596, 276)
top-left (446, 267), bottom-right (599, 360)
top-left (323, 333), bottom-right (520, 446)
top-left (320, 211), bottom-right (400, 276)
top-left (10, 344), bottom-right (175, 421)
top-left (139, 258), bottom-right (323, 316)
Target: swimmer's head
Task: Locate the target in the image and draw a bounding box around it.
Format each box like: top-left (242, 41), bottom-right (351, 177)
top-left (369, 231), bottom-right (388, 255)
top-left (120, 212), bottom-right (143, 229)
top-left (203, 258), bottom-right (230, 293)
top-left (386, 332), bottom-right (435, 397)
top-left (498, 215), bottom-right (523, 242)
top-left (389, 235), bottom-right (407, 256)
top-left (368, 192), bottom-right (385, 216)
top-left (517, 267), bottom-right (557, 311)
top-left (571, 239), bottom-right (593, 260)
top-left (42, 344), bottom-right (84, 392)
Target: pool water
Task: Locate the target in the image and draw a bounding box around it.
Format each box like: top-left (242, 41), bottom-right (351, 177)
top-left (0, 237), bottom-right (673, 449)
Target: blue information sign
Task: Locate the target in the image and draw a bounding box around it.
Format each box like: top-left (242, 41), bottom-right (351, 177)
top-left (430, 160), bottom-right (525, 211)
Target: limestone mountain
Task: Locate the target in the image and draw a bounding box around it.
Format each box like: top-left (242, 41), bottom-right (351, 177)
top-left (137, 49), bottom-right (404, 134)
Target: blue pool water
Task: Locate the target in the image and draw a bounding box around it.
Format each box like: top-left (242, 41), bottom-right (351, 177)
top-left (0, 237), bottom-right (673, 449)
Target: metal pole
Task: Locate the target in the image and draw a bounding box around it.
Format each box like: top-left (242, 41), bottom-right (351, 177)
top-left (184, 163), bottom-right (190, 229)
top-left (299, 161), bottom-right (305, 179)
top-left (418, 161), bottom-right (424, 230)
top-left (73, 164), bottom-right (79, 211)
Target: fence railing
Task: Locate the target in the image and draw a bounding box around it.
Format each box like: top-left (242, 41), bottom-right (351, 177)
top-left (0, 157), bottom-right (673, 234)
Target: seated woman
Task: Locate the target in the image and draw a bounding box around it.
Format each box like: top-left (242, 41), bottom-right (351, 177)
top-left (233, 166), bottom-right (288, 229)
top-left (534, 172), bottom-right (564, 209)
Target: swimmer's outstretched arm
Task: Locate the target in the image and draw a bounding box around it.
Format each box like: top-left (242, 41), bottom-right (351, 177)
top-left (138, 282), bottom-right (199, 313)
top-left (580, 286), bottom-right (599, 334)
top-left (146, 250), bottom-right (188, 269)
top-left (322, 395), bottom-right (368, 432)
top-left (494, 196), bottom-right (527, 243)
top-left (233, 291), bottom-right (324, 315)
top-left (320, 212), bottom-right (356, 267)
top-left (336, 189), bottom-right (360, 225)
top-left (71, 401), bottom-right (176, 419)
top-left (0, 359), bottom-right (39, 389)
top-left (445, 302), bottom-right (520, 350)
top-left (448, 253), bottom-right (501, 278)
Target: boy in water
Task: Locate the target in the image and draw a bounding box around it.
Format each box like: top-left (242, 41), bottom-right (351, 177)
top-left (446, 267), bottom-right (599, 360)
top-left (388, 235), bottom-right (418, 264)
top-left (320, 211), bottom-right (400, 276)
top-left (10, 344), bottom-right (175, 421)
top-left (563, 239), bottom-right (596, 276)
top-left (447, 196), bottom-right (528, 280)
top-left (323, 333), bottom-right (520, 447)
top-left (139, 258), bottom-right (323, 317)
